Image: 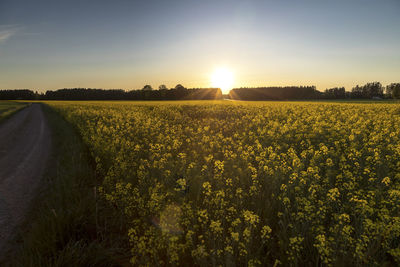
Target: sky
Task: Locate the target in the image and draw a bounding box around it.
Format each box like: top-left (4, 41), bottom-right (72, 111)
top-left (0, 0), bottom-right (399, 92)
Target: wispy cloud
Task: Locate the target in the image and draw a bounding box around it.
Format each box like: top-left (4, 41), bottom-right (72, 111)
top-left (0, 25), bottom-right (20, 43)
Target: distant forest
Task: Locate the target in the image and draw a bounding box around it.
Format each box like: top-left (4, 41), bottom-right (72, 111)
top-left (0, 85), bottom-right (221, 100)
top-left (230, 82), bottom-right (400, 100)
top-left (0, 82), bottom-right (399, 100)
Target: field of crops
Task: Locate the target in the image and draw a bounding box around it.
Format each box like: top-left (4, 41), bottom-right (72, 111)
top-left (48, 101), bottom-right (400, 266)
top-left (0, 101), bottom-right (25, 121)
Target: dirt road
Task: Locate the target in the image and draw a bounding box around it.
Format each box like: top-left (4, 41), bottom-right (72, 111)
top-left (0, 104), bottom-right (51, 256)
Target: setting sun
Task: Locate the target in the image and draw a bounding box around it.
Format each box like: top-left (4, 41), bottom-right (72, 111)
top-left (211, 68), bottom-right (234, 94)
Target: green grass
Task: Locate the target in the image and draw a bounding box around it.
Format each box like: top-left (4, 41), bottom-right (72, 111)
top-left (8, 104), bottom-right (128, 267)
top-left (0, 101), bottom-right (26, 122)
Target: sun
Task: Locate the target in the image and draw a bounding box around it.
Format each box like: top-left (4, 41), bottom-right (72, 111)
top-left (211, 68), bottom-right (234, 94)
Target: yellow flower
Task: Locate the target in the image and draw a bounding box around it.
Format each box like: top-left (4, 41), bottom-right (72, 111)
top-left (202, 181), bottom-right (212, 196)
top-left (225, 245), bottom-right (233, 254)
top-left (197, 209), bottom-right (208, 223)
top-left (175, 178), bottom-right (187, 191)
top-left (210, 220), bottom-right (223, 234)
top-left (338, 213), bottom-right (350, 224)
top-left (243, 210), bottom-right (259, 225)
top-left (231, 232), bottom-right (239, 242)
top-left (232, 218), bottom-right (241, 227)
top-left (327, 188), bottom-right (340, 201)
top-left (261, 225), bottom-right (272, 240)
top-left (381, 176), bottom-right (391, 186)
top-left (326, 158), bottom-right (333, 167)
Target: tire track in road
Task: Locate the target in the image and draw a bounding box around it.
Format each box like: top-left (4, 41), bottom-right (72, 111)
top-left (0, 104), bottom-right (51, 257)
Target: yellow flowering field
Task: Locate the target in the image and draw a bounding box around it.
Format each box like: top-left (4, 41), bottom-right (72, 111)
top-left (47, 101), bottom-right (400, 266)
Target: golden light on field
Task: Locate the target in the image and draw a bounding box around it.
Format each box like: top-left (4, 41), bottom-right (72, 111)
top-left (211, 68), bottom-right (234, 94)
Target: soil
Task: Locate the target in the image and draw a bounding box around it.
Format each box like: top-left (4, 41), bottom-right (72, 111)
top-left (0, 104), bottom-right (51, 257)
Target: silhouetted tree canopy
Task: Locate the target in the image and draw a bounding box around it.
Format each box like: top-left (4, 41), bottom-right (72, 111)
top-left (0, 82), bottom-right (398, 100)
top-left (0, 89), bottom-right (37, 100)
top-left (44, 88), bottom-right (126, 100)
top-left (175, 84), bottom-right (185, 90)
top-left (351, 82), bottom-right (384, 99)
top-left (387, 83), bottom-right (400, 99)
top-left (142, 85), bottom-right (153, 91)
top-left (41, 87), bottom-right (222, 100)
top-left (159, 84), bottom-right (168, 90)
top-left (324, 87), bottom-right (346, 99)
top-left (229, 86), bottom-right (320, 100)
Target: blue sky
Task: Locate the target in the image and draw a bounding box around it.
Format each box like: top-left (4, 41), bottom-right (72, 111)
top-left (0, 0), bottom-right (399, 91)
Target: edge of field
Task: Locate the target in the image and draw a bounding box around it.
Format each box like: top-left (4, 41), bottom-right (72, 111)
top-left (8, 104), bottom-right (129, 266)
top-left (0, 101), bottom-right (28, 123)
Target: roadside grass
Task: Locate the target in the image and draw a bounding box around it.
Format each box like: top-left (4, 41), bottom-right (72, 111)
top-left (0, 101), bottom-right (27, 122)
top-left (8, 104), bottom-right (129, 266)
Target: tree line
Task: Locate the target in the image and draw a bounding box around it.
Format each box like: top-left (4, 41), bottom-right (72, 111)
top-left (229, 86), bottom-right (320, 100)
top-left (0, 89), bottom-right (37, 100)
top-left (323, 82), bottom-right (400, 100)
top-left (229, 82), bottom-right (400, 100)
top-left (0, 85), bottom-right (222, 100)
top-left (1, 82), bottom-right (399, 100)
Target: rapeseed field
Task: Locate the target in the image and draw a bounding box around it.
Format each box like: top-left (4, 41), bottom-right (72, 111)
top-left (48, 101), bottom-right (400, 266)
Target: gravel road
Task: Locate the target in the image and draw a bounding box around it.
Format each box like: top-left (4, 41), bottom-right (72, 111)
top-left (0, 104), bottom-right (51, 257)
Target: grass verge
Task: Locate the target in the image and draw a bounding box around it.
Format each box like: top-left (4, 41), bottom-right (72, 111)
top-left (0, 101), bottom-right (27, 122)
top-left (8, 104), bottom-right (127, 266)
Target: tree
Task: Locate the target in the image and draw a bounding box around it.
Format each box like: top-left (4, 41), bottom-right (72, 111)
top-left (324, 87), bottom-right (346, 99)
top-left (142, 85), bottom-right (153, 91)
top-left (175, 84), bottom-right (185, 90)
top-left (351, 85), bottom-right (363, 98)
top-left (351, 82), bottom-right (383, 99)
top-left (364, 82), bottom-right (383, 98)
top-left (158, 84), bottom-right (168, 90)
top-left (387, 83), bottom-right (400, 99)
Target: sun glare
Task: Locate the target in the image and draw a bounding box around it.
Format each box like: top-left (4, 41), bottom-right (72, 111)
top-left (211, 68), bottom-right (234, 94)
